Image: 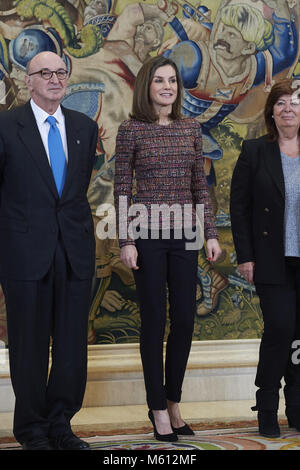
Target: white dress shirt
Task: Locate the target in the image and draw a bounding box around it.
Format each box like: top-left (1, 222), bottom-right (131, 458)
top-left (30, 98), bottom-right (68, 164)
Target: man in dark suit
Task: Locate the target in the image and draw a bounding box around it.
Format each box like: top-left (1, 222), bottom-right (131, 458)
top-left (0, 51), bottom-right (98, 450)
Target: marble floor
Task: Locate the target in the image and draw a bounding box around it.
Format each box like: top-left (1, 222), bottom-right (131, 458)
top-left (0, 400), bottom-right (287, 438)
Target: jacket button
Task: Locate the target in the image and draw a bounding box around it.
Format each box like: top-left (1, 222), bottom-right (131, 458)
top-left (263, 231), bottom-right (268, 236)
top-left (264, 207), bottom-right (270, 212)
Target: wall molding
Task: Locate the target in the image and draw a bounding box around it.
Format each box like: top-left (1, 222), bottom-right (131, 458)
top-left (0, 339), bottom-right (260, 411)
top-left (86, 338), bottom-right (260, 376)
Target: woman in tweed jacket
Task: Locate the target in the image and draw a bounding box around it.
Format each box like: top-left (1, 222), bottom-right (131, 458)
top-left (114, 56), bottom-right (221, 442)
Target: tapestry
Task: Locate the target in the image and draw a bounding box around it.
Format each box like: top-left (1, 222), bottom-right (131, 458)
top-left (0, 0), bottom-right (299, 346)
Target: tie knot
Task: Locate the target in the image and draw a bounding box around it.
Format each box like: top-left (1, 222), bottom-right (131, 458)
top-left (47, 116), bottom-right (57, 127)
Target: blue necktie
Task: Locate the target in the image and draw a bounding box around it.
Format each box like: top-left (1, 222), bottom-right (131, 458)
top-left (47, 116), bottom-right (67, 197)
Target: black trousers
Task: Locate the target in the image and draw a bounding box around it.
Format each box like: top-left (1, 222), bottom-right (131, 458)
top-left (255, 257), bottom-right (300, 410)
top-left (134, 233), bottom-right (198, 410)
top-left (2, 237), bottom-right (92, 443)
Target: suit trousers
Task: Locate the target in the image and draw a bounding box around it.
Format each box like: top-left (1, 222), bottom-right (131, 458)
top-left (133, 232), bottom-right (198, 410)
top-left (254, 257), bottom-right (300, 410)
top-left (1, 236), bottom-right (92, 443)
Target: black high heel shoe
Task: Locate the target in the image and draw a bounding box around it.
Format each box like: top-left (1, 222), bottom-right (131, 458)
top-left (171, 423), bottom-right (194, 436)
top-left (148, 410), bottom-right (178, 442)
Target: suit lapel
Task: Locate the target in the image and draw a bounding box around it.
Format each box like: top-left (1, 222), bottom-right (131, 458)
top-left (17, 103), bottom-right (82, 200)
top-left (60, 106), bottom-right (81, 199)
top-left (17, 102), bottom-right (58, 198)
top-left (263, 139), bottom-right (285, 201)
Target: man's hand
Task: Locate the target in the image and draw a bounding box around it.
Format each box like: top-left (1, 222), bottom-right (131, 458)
top-left (101, 290), bottom-right (124, 312)
top-left (157, 0), bottom-right (178, 20)
top-left (237, 261), bottom-right (255, 285)
top-left (120, 245), bottom-right (139, 270)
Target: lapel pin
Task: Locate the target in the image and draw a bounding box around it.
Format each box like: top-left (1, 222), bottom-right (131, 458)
top-left (76, 140), bottom-right (80, 144)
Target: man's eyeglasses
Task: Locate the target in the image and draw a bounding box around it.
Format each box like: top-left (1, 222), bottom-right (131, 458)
top-left (28, 68), bottom-right (69, 80)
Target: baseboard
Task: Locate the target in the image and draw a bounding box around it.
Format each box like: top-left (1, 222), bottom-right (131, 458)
top-left (0, 339), bottom-right (260, 412)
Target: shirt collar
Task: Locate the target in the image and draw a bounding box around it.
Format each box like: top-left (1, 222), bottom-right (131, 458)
top-left (30, 98), bottom-right (64, 125)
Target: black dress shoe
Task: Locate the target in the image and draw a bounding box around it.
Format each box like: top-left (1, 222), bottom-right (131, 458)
top-left (22, 437), bottom-right (52, 450)
top-left (286, 407), bottom-right (300, 432)
top-left (257, 411), bottom-right (280, 438)
top-left (172, 423), bottom-right (194, 436)
top-left (148, 410), bottom-right (178, 442)
top-left (51, 433), bottom-right (90, 450)
top-left (287, 417), bottom-right (300, 431)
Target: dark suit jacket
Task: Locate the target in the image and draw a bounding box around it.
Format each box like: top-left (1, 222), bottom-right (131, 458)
top-left (0, 101), bottom-right (98, 280)
top-left (230, 134), bottom-right (287, 285)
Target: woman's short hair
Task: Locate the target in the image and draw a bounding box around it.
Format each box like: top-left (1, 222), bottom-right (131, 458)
top-left (265, 79), bottom-right (300, 141)
top-left (130, 56), bottom-right (183, 122)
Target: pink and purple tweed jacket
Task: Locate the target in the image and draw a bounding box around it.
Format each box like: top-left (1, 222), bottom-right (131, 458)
top-left (114, 117), bottom-right (218, 247)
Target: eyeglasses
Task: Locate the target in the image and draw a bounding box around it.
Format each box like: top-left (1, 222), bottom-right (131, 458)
top-left (28, 68), bottom-right (69, 80)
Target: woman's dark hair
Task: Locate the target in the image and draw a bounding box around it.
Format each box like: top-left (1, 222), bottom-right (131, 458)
top-left (130, 56), bottom-right (183, 122)
top-left (264, 78), bottom-right (300, 140)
